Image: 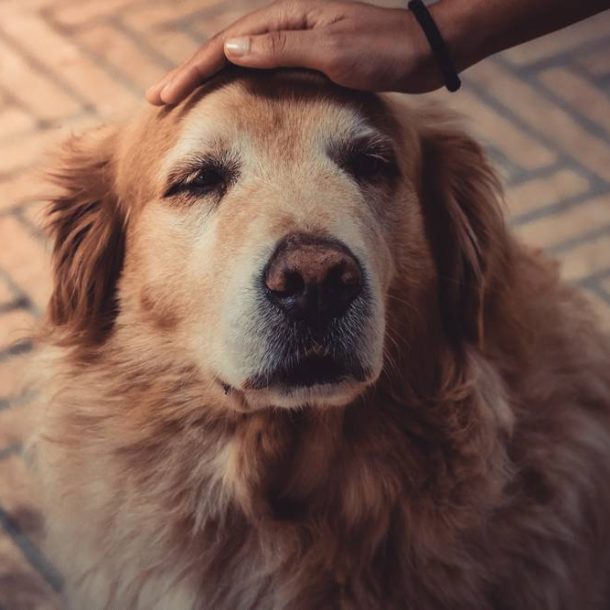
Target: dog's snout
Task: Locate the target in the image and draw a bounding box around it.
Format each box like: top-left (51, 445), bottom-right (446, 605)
top-left (264, 234), bottom-right (362, 324)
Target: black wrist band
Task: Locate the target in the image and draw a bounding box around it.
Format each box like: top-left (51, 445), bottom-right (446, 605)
top-left (408, 0), bottom-right (461, 92)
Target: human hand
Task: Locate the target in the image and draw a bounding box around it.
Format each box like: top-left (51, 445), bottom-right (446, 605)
top-left (146, 0), bottom-right (449, 106)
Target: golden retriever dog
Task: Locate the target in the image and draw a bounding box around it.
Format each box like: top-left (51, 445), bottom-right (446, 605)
top-left (29, 68), bottom-right (610, 610)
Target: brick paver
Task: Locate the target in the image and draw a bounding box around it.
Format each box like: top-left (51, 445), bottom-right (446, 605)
top-left (0, 2), bottom-right (609, 607)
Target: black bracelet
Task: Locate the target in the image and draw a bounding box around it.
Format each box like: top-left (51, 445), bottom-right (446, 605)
top-left (408, 0), bottom-right (461, 92)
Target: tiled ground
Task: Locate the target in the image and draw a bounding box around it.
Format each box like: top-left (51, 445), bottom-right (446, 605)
top-left (0, 0), bottom-right (609, 607)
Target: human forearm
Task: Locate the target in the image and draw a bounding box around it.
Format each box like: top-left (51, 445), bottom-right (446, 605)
top-left (430, 0), bottom-right (610, 73)
top-left (147, 0), bottom-right (610, 104)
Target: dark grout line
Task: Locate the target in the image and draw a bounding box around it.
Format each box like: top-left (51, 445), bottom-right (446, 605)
top-left (11, 206), bottom-right (49, 245)
top-left (550, 224), bottom-right (610, 256)
top-left (0, 391), bottom-right (37, 413)
top-left (0, 164), bottom-right (41, 183)
top-left (596, 73), bottom-right (610, 91)
top-left (44, 14), bottom-right (142, 99)
top-left (0, 109), bottom-right (94, 148)
top-left (0, 443), bottom-right (22, 461)
top-left (0, 83), bottom-right (44, 131)
top-left (503, 161), bottom-right (567, 189)
top-left (161, 0), bottom-right (235, 34)
top-left (0, 504), bottom-right (63, 592)
top-left (485, 145), bottom-right (526, 183)
top-left (576, 268), bottom-right (610, 292)
top-left (592, 285), bottom-right (610, 307)
top-left (0, 200), bottom-right (45, 219)
top-left (0, 296), bottom-right (33, 315)
top-left (511, 33), bottom-right (610, 79)
top-left (0, 267), bottom-right (41, 317)
top-left (0, 28), bottom-right (91, 115)
top-left (505, 59), bottom-right (610, 144)
top-left (510, 183), bottom-right (610, 227)
top-left (110, 16), bottom-right (174, 70)
top-left (462, 62), bottom-right (610, 190)
top-left (0, 340), bottom-right (34, 362)
top-left (563, 61), bottom-right (610, 103)
top-left (39, 0), bottom-right (153, 33)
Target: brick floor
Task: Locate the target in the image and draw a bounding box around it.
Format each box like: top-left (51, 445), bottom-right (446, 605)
top-left (0, 1), bottom-right (609, 607)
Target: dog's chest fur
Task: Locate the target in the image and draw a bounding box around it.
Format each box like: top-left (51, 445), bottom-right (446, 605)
top-left (36, 341), bottom-right (610, 610)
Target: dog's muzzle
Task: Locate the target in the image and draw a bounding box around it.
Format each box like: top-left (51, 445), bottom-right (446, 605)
top-left (245, 233), bottom-right (372, 391)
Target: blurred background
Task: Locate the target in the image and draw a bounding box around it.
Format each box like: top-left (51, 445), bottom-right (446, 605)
top-left (0, 0), bottom-right (609, 607)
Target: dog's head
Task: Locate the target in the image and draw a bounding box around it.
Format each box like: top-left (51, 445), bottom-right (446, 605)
top-left (45, 69), bottom-right (507, 410)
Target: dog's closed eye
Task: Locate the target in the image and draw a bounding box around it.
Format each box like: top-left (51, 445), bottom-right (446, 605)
top-left (163, 154), bottom-right (240, 202)
top-left (329, 135), bottom-right (399, 185)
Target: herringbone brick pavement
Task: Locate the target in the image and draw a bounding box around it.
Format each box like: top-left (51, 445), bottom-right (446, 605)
top-left (0, 1), bottom-right (609, 607)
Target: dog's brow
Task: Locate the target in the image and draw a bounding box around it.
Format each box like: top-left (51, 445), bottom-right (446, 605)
top-left (164, 139), bottom-right (229, 182)
top-left (331, 126), bottom-right (397, 160)
top-left (162, 127), bottom-right (227, 178)
top-left (347, 117), bottom-right (393, 142)
top-left (165, 154), bottom-right (217, 185)
top-left (331, 119), bottom-right (395, 151)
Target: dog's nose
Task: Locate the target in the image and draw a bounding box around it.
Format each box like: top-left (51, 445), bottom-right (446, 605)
top-left (264, 234), bottom-right (363, 324)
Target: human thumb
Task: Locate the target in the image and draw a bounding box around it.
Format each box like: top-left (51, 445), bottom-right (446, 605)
top-left (224, 30), bottom-right (321, 69)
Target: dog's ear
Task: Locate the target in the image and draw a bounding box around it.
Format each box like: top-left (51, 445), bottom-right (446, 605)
top-left (46, 128), bottom-right (125, 346)
top-left (417, 113), bottom-right (508, 349)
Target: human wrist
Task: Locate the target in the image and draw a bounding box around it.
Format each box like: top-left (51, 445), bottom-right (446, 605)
top-left (393, 0), bottom-right (482, 93)
top-left (392, 7), bottom-right (441, 92)
top-left (427, 0), bottom-right (488, 73)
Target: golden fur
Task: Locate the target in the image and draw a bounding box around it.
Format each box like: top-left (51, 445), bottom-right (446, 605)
top-left (29, 69), bottom-right (610, 609)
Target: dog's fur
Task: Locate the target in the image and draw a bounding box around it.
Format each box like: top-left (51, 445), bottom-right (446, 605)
top-left (29, 69), bottom-right (610, 609)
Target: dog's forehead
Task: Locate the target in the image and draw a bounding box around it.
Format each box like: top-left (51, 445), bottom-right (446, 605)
top-left (163, 71), bottom-right (393, 166)
top-left (116, 70), bottom-right (400, 203)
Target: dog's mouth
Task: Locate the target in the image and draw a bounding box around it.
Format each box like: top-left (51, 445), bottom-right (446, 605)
top-left (217, 345), bottom-right (377, 409)
top-left (243, 355), bottom-right (368, 392)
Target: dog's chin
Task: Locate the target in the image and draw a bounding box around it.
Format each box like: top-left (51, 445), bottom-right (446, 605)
top-left (232, 354), bottom-right (375, 409)
top-left (242, 378), bottom-right (369, 410)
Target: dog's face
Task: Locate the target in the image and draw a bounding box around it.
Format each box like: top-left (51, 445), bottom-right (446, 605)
top-left (46, 70), bottom-right (504, 411)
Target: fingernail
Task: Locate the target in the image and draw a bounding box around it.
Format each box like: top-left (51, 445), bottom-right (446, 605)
top-left (225, 37), bottom-right (250, 57)
top-left (160, 82), bottom-right (174, 103)
top-left (146, 83), bottom-right (163, 100)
